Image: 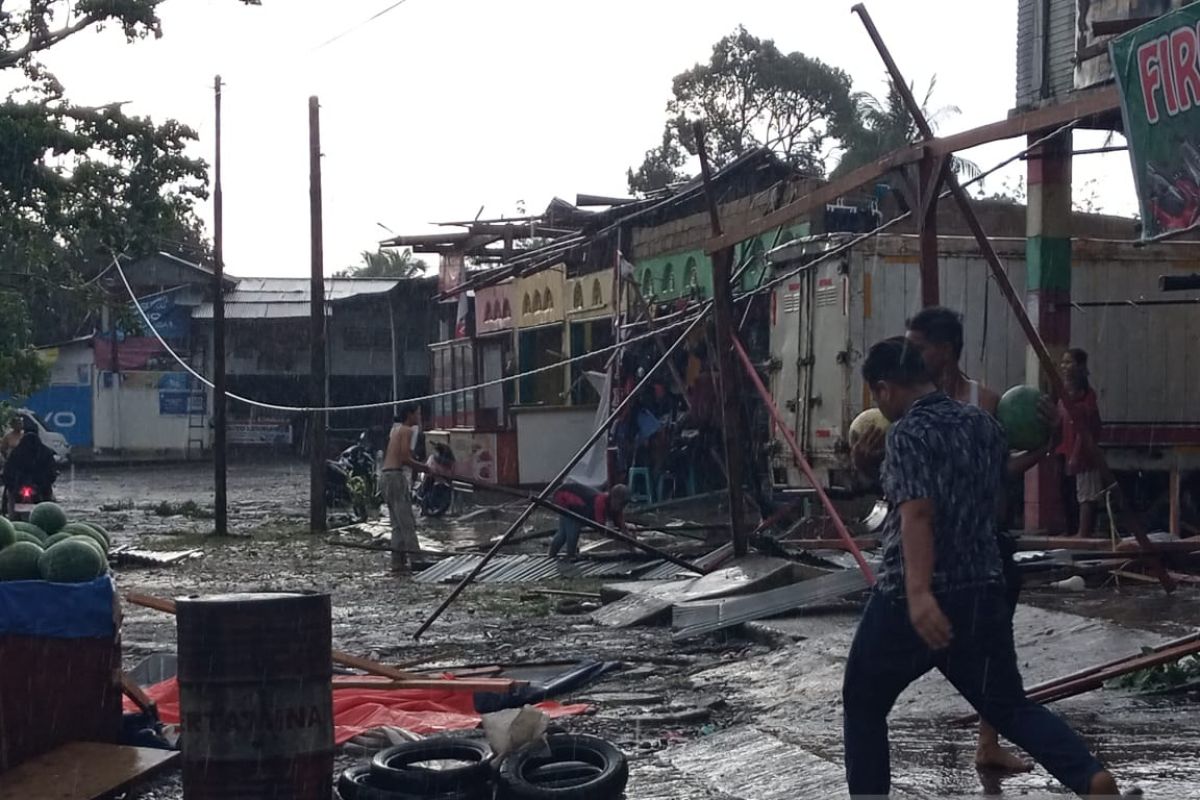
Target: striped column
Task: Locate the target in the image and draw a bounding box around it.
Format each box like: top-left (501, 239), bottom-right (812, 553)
top-left (1024, 130), bottom-right (1072, 533)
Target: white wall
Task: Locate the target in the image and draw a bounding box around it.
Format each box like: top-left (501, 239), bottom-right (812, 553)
top-left (514, 406), bottom-right (597, 485)
top-left (93, 372), bottom-right (195, 457)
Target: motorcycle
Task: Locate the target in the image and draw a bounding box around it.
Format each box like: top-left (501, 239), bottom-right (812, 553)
top-left (325, 433), bottom-right (379, 522)
top-left (3, 483), bottom-right (49, 521)
top-left (414, 442), bottom-right (456, 517)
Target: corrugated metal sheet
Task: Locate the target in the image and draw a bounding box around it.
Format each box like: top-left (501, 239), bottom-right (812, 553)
top-left (413, 554), bottom-right (678, 584)
top-left (1014, 0), bottom-right (1076, 106)
top-left (1047, 0), bottom-right (1077, 98)
top-left (1015, 0), bottom-right (1041, 106)
top-left (192, 302), bottom-right (330, 319)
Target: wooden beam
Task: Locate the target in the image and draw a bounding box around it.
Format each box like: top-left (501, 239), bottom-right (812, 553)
top-left (704, 85), bottom-right (1120, 255)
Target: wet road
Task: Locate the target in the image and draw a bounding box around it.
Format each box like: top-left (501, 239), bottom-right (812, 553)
top-left (51, 459), bottom-right (1200, 799)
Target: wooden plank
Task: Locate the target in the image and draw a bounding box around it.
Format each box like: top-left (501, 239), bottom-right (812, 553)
top-left (0, 742), bottom-right (178, 800)
top-left (123, 592), bottom-right (423, 682)
top-left (332, 677), bottom-right (518, 692)
top-left (1015, 536), bottom-right (1114, 551)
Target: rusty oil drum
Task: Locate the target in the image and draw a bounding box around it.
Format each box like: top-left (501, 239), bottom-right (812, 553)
top-left (176, 592), bottom-right (333, 800)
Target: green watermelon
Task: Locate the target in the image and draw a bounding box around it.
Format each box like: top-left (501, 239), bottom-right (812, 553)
top-left (81, 522), bottom-right (110, 545)
top-left (69, 536), bottom-right (108, 571)
top-left (12, 521), bottom-right (47, 542)
top-left (42, 531), bottom-right (72, 548)
top-left (0, 542), bottom-right (44, 581)
top-left (997, 385), bottom-right (1051, 452)
top-left (62, 523), bottom-right (107, 553)
top-left (29, 502), bottom-right (68, 536)
top-left (14, 531), bottom-right (44, 547)
top-left (0, 518), bottom-right (15, 549)
top-left (38, 538), bottom-right (105, 583)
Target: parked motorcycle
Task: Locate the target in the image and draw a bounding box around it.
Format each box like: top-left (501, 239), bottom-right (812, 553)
top-left (325, 433), bottom-right (379, 522)
top-left (414, 442), bottom-right (456, 517)
top-left (2, 483), bottom-right (50, 521)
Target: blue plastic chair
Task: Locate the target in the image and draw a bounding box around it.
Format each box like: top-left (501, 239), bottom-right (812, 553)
top-left (627, 467), bottom-right (654, 505)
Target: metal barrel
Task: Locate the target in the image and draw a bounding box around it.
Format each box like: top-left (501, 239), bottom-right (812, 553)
top-left (176, 592), bottom-right (333, 800)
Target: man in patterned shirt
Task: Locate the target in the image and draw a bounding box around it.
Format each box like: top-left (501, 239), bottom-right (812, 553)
top-left (842, 337), bottom-right (1119, 799)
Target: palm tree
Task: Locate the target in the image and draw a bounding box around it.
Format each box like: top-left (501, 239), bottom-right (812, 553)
top-left (336, 249), bottom-right (427, 278)
top-left (833, 76), bottom-right (980, 182)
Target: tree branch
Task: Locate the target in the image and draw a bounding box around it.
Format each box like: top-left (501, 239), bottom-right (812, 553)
top-left (0, 10), bottom-right (104, 69)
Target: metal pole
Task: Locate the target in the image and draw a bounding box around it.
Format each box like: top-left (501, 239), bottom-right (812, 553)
top-left (693, 121), bottom-right (749, 558)
top-left (309, 96), bottom-right (327, 535)
top-left (212, 75), bottom-right (229, 536)
top-left (414, 308), bottom-right (711, 639)
top-left (851, 2), bottom-right (1174, 592)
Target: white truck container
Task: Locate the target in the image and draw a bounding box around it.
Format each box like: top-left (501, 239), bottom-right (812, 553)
top-left (766, 233), bottom-right (1200, 502)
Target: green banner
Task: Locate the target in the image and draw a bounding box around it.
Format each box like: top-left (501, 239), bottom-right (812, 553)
top-left (1110, 3), bottom-right (1200, 240)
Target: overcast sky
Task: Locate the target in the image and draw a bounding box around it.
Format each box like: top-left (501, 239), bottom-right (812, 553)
top-left (34, 0), bottom-right (1137, 277)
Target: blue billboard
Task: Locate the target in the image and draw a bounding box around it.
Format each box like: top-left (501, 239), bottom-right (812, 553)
top-left (6, 385), bottom-right (93, 447)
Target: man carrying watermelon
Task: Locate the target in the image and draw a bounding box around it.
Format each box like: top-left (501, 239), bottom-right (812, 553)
top-left (843, 337), bottom-right (1121, 799)
top-left (852, 307), bottom-right (1059, 775)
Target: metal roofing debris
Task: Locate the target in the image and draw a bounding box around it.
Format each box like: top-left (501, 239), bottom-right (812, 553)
top-left (110, 546), bottom-right (204, 567)
top-left (413, 553), bottom-right (687, 585)
top-left (192, 302), bottom-right (329, 319)
top-left (671, 566), bottom-right (873, 640)
top-left (192, 276), bottom-right (431, 318)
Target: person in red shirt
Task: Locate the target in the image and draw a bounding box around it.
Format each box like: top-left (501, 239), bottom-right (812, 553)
top-left (1058, 348), bottom-right (1104, 537)
top-left (548, 482), bottom-right (631, 559)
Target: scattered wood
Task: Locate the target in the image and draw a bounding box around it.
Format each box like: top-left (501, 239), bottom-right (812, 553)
top-left (954, 630), bottom-right (1200, 724)
top-left (1115, 538), bottom-right (1200, 554)
top-left (784, 537), bottom-right (880, 552)
top-left (526, 589), bottom-right (603, 599)
top-left (123, 592), bottom-right (423, 683)
top-left (1112, 569), bottom-right (1200, 586)
top-left (1016, 536), bottom-right (1114, 551)
top-left (120, 672), bottom-right (155, 715)
top-left (333, 677), bottom-right (519, 692)
top-left (0, 742), bottom-right (178, 800)
top-left (619, 706), bottom-right (712, 725)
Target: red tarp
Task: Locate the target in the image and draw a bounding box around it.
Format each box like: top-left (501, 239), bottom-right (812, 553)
top-left (124, 677), bottom-right (590, 745)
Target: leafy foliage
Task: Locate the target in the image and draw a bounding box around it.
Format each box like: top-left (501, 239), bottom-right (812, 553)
top-left (1109, 653), bottom-right (1200, 694)
top-left (0, 0), bottom-right (255, 350)
top-left (628, 26), bottom-right (856, 194)
top-left (0, 291), bottom-right (48, 398)
top-left (336, 249), bottom-right (428, 279)
top-left (833, 75), bottom-right (979, 182)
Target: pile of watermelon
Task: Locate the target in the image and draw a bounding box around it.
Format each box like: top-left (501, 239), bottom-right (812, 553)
top-left (0, 502), bottom-right (110, 583)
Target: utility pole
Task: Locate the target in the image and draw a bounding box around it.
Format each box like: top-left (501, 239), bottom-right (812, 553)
top-left (693, 122), bottom-right (748, 558)
top-left (309, 96), bottom-right (327, 534)
top-left (212, 75), bottom-right (229, 536)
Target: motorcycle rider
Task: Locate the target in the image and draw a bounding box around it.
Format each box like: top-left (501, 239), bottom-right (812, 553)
top-left (2, 418), bottom-right (57, 514)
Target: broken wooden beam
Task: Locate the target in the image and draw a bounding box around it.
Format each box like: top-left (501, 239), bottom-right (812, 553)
top-left (123, 592), bottom-right (423, 683)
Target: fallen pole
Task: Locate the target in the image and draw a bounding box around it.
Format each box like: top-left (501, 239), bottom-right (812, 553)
top-left (851, 2), bottom-right (1174, 594)
top-left (123, 592), bottom-right (424, 682)
top-left (731, 335), bottom-right (876, 584)
top-left (414, 308), bottom-right (711, 639)
top-left (954, 630), bottom-right (1200, 724)
top-left (438, 473), bottom-right (711, 575)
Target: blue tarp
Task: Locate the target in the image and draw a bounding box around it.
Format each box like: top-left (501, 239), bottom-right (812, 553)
top-left (0, 576), bottom-right (116, 639)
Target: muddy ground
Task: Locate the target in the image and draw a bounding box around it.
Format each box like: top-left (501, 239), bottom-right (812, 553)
top-left (49, 458), bottom-right (1200, 799)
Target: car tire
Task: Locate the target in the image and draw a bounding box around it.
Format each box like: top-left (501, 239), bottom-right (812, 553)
top-left (339, 764), bottom-right (489, 800)
top-left (498, 734), bottom-right (628, 800)
top-left (370, 739), bottom-right (493, 795)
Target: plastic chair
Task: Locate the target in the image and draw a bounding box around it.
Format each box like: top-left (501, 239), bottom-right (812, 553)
top-left (627, 467), bottom-right (654, 505)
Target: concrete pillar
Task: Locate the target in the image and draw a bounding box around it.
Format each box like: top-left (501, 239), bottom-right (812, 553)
top-left (1024, 130), bottom-right (1072, 532)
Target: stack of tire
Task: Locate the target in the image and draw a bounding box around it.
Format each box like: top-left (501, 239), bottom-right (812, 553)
top-left (0, 503), bottom-right (110, 583)
top-left (337, 734), bottom-right (628, 800)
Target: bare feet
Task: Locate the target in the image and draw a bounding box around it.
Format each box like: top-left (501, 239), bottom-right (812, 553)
top-left (975, 742), bottom-right (1034, 773)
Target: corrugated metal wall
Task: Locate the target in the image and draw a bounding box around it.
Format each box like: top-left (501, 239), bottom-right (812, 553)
top-left (1015, 0), bottom-right (1078, 107)
top-left (1016, 0), bottom-right (1042, 106)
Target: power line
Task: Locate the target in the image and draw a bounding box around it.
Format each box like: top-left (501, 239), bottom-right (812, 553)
top-left (314, 0), bottom-right (415, 51)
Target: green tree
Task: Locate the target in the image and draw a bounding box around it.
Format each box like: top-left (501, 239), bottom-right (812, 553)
top-left (1, 0), bottom-right (256, 346)
top-left (833, 76), bottom-right (980, 182)
top-left (628, 26), bottom-right (857, 194)
top-left (337, 249), bottom-right (427, 278)
top-left (0, 292), bottom-right (48, 398)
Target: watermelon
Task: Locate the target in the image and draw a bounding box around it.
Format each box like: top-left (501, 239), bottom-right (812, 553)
top-left (29, 502), bottom-right (68, 536)
top-left (43, 531), bottom-right (72, 548)
top-left (69, 536), bottom-right (108, 571)
top-left (0, 542), bottom-right (44, 581)
top-left (14, 531), bottom-right (44, 547)
top-left (38, 538), bottom-right (105, 583)
top-left (997, 385), bottom-right (1051, 452)
top-left (0, 518), bottom-right (15, 549)
top-left (849, 408), bottom-right (891, 446)
top-left (12, 521), bottom-right (47, 542)
top-left (81, 522), bottom-right (110, 545)
top-left (62, 523), bottom-right (107, 553)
